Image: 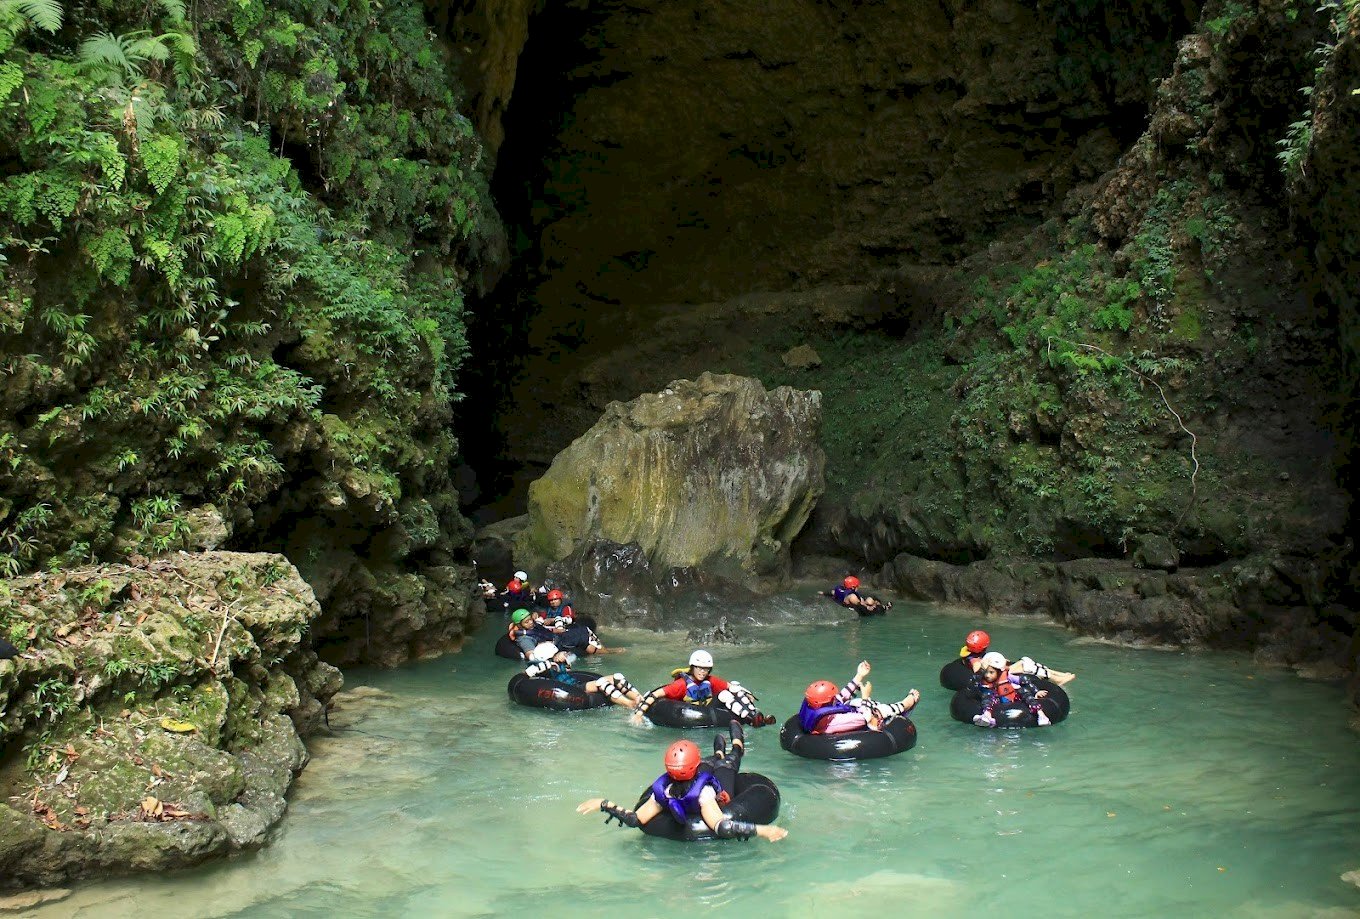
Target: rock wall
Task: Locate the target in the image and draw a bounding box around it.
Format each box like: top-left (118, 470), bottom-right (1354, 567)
top-left (517, 373), bottom-right (825, 591)
top-left (0, 553), bottom-right (341, 889)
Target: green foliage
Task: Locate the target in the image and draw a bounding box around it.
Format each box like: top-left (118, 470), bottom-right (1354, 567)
top-left (0, 0), bottom-right (494, 572)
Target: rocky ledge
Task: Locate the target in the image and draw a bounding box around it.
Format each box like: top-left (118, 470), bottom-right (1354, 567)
top-left (0, 552), bottom-right (341, 890)
top-left (883, 551), bottom-right (1360, 708)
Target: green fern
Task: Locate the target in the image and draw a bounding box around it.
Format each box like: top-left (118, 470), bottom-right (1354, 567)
top-left (0, 0), bottom-right (64, 33)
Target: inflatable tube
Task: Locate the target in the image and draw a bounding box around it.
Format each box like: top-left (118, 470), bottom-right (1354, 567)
top-left (0, 637), bottom-right (17, 660)
top-left (507, 671), bottom-right (609, 711)
top-left (494, 635), bottom-right (525, 660)
top-left (643, 699), bottom-right (738, 729)
top-left (635, 771), bottom-right (781, 841)
top-left (779, 715), bottom-right (917, 760)
top-left (949, 678), bottom-right (1069, 727)
top-left (939, 658), bottom-right (974, 691)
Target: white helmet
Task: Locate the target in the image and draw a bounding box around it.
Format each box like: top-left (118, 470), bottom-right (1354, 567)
top-left (980, 652), bottom-right (1007, 671)
top-left (530, 642), bottom-right (560, 662)
top-left (689, 650), bottom-right (714, 669)
top-left (514, 570), bottom-right (529, 582)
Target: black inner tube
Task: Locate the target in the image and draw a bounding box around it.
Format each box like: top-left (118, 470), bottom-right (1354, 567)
top-left (779, 715), bottom-right (917, 760)
top-left (507, 671), bottom-right (609, 711)
top-left (634, 769), bottom-right (781, 841)
top-left (949, 678), bottom-right (1069, 726)
top-left (643, 699), bottom-right (737, 729)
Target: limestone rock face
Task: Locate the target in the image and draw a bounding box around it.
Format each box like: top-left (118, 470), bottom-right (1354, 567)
top-left (518, 373), bottom-right (824, 589)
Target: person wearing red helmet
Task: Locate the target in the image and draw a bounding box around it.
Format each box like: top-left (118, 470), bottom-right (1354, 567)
top-left (576, 723), bottom-right (788, 841)
top-left (500, 575), bottom-right (534, 616)
top-left (958, 630), bottom-right (1075, 686)
top-left (798, 660), bottom-right (920, 735)
top-left (819, 574), bottom-right (891, 616)
top-left (633, 650), bottom-right (775, 727)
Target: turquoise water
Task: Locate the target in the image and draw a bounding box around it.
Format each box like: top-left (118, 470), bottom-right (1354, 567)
top-left (32, 597), bottom-right (1360, 918)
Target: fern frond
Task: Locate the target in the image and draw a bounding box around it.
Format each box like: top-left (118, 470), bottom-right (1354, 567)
top-left (78, 31), bottom-right (133, 83)
top-left (154, 0), bottom-right (186, 23)
top-left (1, 0), bottom-right (64, 33)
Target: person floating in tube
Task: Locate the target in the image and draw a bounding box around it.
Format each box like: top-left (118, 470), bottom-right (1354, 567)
top-left (500, 572), bottom-right (534, 616)
top-left (631, 650), bottom-right (776, 727)
top-left (575, 723), bottom-right (788, 841)
top-left (960, 630), bottom-right (1075, 686)
top-left (523, 642), bottom-right (643, 710)
top-left (819, 575), bottom-right (891, 616)
top-left (799, 660), bottom-right (920, 734)
top-left (971, 651), bottom-right (1050, 727)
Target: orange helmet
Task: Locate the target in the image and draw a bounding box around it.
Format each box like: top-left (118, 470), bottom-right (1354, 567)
top-left (965, 630), bottom-right (990, 653)
top-left (546, 589), bottom-right (564, 602)
top-left (665, 740), bottom-right (701, 780)
top-left (804, 680), bottom-right (838, 707)
top-left (842, 575), bottom-right (860, 590)
top-left (508, 578), bottom-right (523, 591)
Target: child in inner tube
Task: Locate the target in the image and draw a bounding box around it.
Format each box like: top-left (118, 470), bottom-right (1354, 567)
top-left (631, 650), bottom-right (776, 727)
top-left (523, 642), bottom-right (643, 710)
top-left (959, 629), bottom-right (1075, 686)
top-left (575, 722), bottom-right (788, 842)
top-left (819, 575), bottom-right (891, 616)
top-left (798, 660), bottom-right (920, 734)
top-left (971, 651), bottom-right (1050, 727)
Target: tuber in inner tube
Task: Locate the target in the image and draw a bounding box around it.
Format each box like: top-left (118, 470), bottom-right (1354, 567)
top-left (778, 715), bottom-right (917, 760)
top-left (634, 769), bottom-right (780, 842)
top-left (507, 671), bottom-right (608, 711)
top-left (949, 677), bottom-right (1069, 727)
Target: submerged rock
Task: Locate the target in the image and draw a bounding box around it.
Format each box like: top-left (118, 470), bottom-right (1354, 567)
top-left (0, 552), bottom-right (341, 890)
top-left (518, 373), bottom-right (825, 599)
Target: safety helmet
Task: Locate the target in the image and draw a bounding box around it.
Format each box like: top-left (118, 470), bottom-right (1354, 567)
top-left (508, 578), bottom-right (523, 591)
top-left (546, 589), bottom-right (564, 602)
top-left (530, 642), bottom-right (559, 662)
top-left (980, 652), bottom-right (1007, 672)
top-left (965, 630), bottom-right (990, 653)
top-left (664, 740), bottom-right (702, 780)
top-left (842, 575), bottom-right (860, 590)
top-left (514, 570), bottom-right (529, 582)
top-left (511, 608), bottom-right (532, 624)
top-left (688, 650), bottom-right (714, 669)
top-left (804, 680), bottom-right (838, 707)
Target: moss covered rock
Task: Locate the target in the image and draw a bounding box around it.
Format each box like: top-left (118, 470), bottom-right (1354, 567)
top-left (517, 373), bottom-right (825, 591)
top-left (0, 552), bottom-right (340, 890)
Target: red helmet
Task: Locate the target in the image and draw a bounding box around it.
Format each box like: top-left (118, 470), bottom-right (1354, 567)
top-left (508, 578), bottom-right (523, 591)
top-left (804, 680), bottom-right (838, 708)
top-left (842, 575), bottom-right (860, 590)
top-left (664, 740), bottom-right (701, 780)
top-left (965, 630), bottom-right (990, 653)
top-left (546, 589), bottom-right (564, 602)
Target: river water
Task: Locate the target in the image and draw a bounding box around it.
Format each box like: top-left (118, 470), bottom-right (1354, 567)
top-left (32, 596), bottom-right (1360, 918)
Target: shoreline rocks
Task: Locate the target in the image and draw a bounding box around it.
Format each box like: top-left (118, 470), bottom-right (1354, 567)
top-left (0, 552), bottom-right (341, 890)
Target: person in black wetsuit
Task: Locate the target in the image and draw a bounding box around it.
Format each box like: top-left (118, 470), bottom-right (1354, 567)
top-left (575, 722), bottom-right (788, 841)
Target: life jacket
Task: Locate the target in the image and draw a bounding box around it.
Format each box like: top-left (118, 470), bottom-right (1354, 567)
top-left (980, 671), bottom-right (1022, 704)
top-left (684, 673), bottom-right (714, 704)
top-left (649, 769), bottom-right (729, 823)
top-left (831, 585), bottom-right (856, 604)
top-left (798, 699), bottom-right (858, 734)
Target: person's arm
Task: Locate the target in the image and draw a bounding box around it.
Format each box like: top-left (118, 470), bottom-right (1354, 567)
top-left (577, 795), bottom-right (663, 828)
top-left (697, 790), bottom-right (787, 842)
top-left (707, 675), bottom-right (730, 693)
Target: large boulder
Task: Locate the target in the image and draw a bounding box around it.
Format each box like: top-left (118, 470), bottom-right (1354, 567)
top-left (517, 373), bottom-right (825, 595)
